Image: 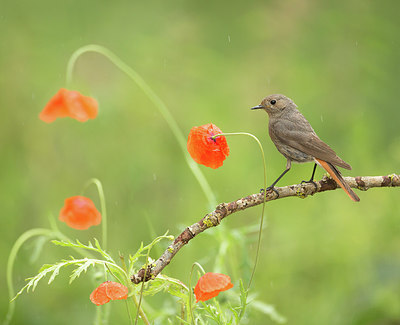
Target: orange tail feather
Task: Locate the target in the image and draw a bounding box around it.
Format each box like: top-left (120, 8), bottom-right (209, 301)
top-left (315, 158), bottom-right (360, 202)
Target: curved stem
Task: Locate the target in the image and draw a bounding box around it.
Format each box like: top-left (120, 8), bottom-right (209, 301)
top-left (188, 262), bottom-right (206, 324)
top-left (213, 132), bottom-right (267, 290)
top-left (4, 229), bottom-right (63, 325)
top-left (66, 44), bottom-right (216, 207)
top-left (83, 178), bottom-right (108, 250)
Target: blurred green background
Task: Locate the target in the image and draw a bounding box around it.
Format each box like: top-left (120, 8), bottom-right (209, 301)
top-left (1, 0), bottom-right (399, 324)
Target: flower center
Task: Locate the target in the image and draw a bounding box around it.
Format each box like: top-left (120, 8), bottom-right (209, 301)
top-left (209, 133), bottom-right (217, 143)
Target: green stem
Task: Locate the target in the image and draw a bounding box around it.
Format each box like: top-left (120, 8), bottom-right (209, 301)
top-left (130, 294), bottom-right (150, 325)
top-left (3, 229), bottom-right (63, 325)
top-left (66, 44), bottom-right (216, 207)
top-left (134, 235), bottom-right (167, 325)
top-left (4, 218), bottom-right (103, 325)
top-left (135, 259), bottom-right (149, 325)
top-left (82, 178), bottom-right (108, 250)
top-left (188, 262), bottom-right (206, 324)
top-left (213, 132), bottom-right (267, 291)
top-left (95, 306), bottom-right (102, 325)
top-left (119, 255), bottom-right (135, 325)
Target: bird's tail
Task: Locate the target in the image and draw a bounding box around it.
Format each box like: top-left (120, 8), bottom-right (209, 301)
top-left (315, 158), bottom-right (360, 202)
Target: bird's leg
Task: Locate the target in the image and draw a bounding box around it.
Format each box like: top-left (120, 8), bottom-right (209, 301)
top-left (301, 163), bottom-right (318, 191)
top-left (302, 163), bottom-right (317, 182)
top-left (262, 159), bottom-right (291, 198)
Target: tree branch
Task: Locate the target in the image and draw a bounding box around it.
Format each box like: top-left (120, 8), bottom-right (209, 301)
top-left (131, 173), bottom-right (399, 284)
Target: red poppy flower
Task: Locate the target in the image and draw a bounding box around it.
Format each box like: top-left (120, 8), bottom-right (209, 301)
top-left (39, 88), bottom-right (98, 123)
top-left (194, 272), bottom-right (233, 302)
top-left (59, 196), bottom-right (101, 230)
top-left (90, 281), bottom-right (128, 306)
top-left (187, 123), bottom-right (229, 169)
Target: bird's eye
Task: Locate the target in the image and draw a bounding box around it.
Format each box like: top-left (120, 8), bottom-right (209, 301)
top-left (270, 100), bottom-right (276, 105)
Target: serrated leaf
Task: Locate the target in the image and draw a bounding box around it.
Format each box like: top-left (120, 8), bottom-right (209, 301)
top-left (52, 239), bottom-right (114, 263)
top-left (38, 264), bottom-right (54, 273)
top-left (129, 242), bottom-right (145, 262)
top-left (94, 238), bottom-right (101, 250)
top-left (128, 233), bottom-right (174, 275)
top-left (144, 275), bottom-right (188, 300)
top-left (12, 257), bottom-right (123, 302)
top-left (230, 307), bottom-right (239, 323)
top-left (48, 265), bottom-right (62, 284)
top-left (32, 274), bottom-right (44, 291)
top-left (70, 259), bottom-right (96, 283)
top-left (83, 239), bottom-right (94, 249)
top-left (51, 240), bottom-right (70, 247)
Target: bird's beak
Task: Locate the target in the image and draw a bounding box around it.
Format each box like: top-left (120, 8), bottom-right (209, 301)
top-left (251, 105), bottom-right (263, 110)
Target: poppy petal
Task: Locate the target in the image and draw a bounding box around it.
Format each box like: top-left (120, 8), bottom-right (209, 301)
top-left (63, 90), bottom-right (98, 122)
top-left (39, 88), bottom-right (70, 123)
top-left (104, 281), bottom-right (129, 300)
top-left (194, 272), bottom-right (233, 302)
top-left (59, 196), bottom-right (101, 230)
top-left (90, 281), bottom-right (128, 306)
top-left (187, 123), bottom-right (229, 169)
top-left (90, 283), bottom-right (110, 306)
top-left (39, 88), bottom-right (98, 123)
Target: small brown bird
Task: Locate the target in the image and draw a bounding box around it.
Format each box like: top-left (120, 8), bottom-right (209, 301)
top-left (251, 94), bottom-right (360, 202)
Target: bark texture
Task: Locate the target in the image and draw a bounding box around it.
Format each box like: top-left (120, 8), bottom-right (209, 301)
top-left (131, 173), bottom-right (399, 284)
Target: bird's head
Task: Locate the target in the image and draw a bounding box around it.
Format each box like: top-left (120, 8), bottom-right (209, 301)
top-left (251, 94), bottom-right (296, 117)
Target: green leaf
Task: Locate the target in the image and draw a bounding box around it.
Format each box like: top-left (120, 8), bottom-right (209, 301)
top-left (38, 264), bottom-right (54, 273)
top-left (48, 264), bottom-right (63, 284)
top-left (144, 274), bottom-right (188, 301)
top-left (70, 259), bottom-right (96, 283)
top-left (128, 233), bottom-right (174, 275)
top-left (52, 239), bottom-right (114, 262)
top-left (12, 257), bottom-right (127, 302)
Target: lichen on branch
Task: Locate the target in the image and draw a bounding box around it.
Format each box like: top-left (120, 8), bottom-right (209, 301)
top-left (131, 173), bottom-right (399, 284)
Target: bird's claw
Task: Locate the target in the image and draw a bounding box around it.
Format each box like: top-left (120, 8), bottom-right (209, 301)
top-left (301, 179), bottom-right (318, 192)
top-left (260, 186), bottom-right (280, 198)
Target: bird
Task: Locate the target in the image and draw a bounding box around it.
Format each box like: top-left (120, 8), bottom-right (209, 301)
top-left (251, 94), bottom-right (360, 202)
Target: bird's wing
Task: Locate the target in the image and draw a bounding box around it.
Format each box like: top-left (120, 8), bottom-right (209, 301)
top-left (271, 118), bottom-right (351, 170)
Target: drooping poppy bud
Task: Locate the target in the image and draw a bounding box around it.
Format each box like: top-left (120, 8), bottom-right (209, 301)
top-left (59, 196), bottom-right (101, 230)
top-left (194, 272), bottom-right (233, 302)
top-left (90, 282), bottom-right (110, 306)
top-left (39, 88), bottom-right (98, 123)
top-left (187, 123), bottom-right (229, 169)
top-left (90, 281), bottom-right (128, 306)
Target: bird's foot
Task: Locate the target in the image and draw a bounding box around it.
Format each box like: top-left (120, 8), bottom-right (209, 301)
top-left (300, 179), bottom-right (318, 192)
top-left (260, 186), bottom-right (280, 198)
